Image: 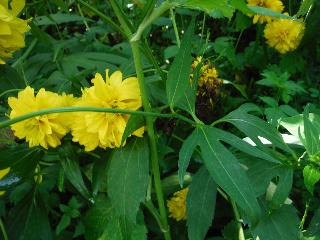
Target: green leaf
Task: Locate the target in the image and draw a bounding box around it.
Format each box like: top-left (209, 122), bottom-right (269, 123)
top-left (0, 64), bottom-right (25, 93)
top-left (59, 144), bottom-right (91, 200)
top-left (99, 217), bottom-right (123, 240)
top-left (8, 191), bottom-right (52, 240)
top-left (187, 167), bottom-right (217, 240)
top-left (297, 0), bottom-right (314, 17)
top-left (198, 127), bottom-right (261, 225)
top-left (108, 138), bottom-right (149, 223)
top-left (121, 115), bottom-right (145, 145)
top-left (303, 111), bottom-right (320, 156)
top-left (303, 165), bottom-right (320, 194)
top-left (166, 18), bottom-right (194, 110)
top-left (56, 215), bottom-right (71, 235)
top-left (178, 130), bottom-right (200, 186)
top-left (248, 6), bottom-right (295, 20)
top-left (307, 207), bottom-right (320, 237)
top-left (174, 0), bottom-right (235, 18)
top-left (253, 204), bottom-right (300, 240)
top-left (83, 197), bottom-right (115, 240)
top-left (34, 13), bottom-right (91, 26)
top-left (230, 0), bottom-right (252, 14)
top-left (92, 156), bottom-right (109, 196)
top-left (223, 106), bottom-right (292, 154)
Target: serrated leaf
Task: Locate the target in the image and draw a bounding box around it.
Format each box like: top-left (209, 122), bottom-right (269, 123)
top-left (253, 204), bottom-right (300, 240)
top-left (187, 167), bottom-right (217, 240)
top-left (198, 126), bottom-right (261, 225)
top-left (178, 130), bottom-right (200, 186)
top-left (303, 165), bottom-right (320, 194)
top-left (108, 138), bottom-right (149, 223)
top-left (166, 18), bottom-right (194, 109)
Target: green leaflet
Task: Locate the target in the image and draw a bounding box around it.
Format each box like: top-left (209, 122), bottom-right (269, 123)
top-left (166, 18), bottom-right (195, 110)
top-left (187, 167), bottom-right (217, 240)
top-left (199, 126), bottom-right (261, 225)
top-left (303, 165), bottom-right (320, 194)
top-left (107, 138), bottom-right (149, 223)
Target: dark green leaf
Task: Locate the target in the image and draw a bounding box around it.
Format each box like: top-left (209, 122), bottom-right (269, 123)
top-left (108, 138), bottom-right (149, 222)
top-left (121, 115), bottom-right (145, 145)
top-left (178, 130), bottom-right (200, 186)
top-left (166, 18), bottom-right (194, 109)
top-left (59, 144), bottom-right (91, 200)
top-left (0, 65), bottom-right (25, 93)
top-left (187, 167), bottom-right (217, 240)
top-left (253, 204), bottom-right (300, 240)
top-left (198, 127), bottom-right (261, 225)
top-left (56, 215), bottom-right (71, 235)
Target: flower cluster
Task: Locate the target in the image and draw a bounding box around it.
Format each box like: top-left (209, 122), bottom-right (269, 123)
top-left (191, 56), bottom-right (221, 94)
top-left (0, 0), bottom-right (30, 64)
top-left (167, 188), bottom-right (188, 221)
top-left (247, 0), bottom-right (305, 54)
top-left (8, 69), bottom-right (143, 151)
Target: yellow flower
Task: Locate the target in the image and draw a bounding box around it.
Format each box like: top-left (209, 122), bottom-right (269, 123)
top-left (0, 0), bottom-right (30, 64)
top-left (264, 18), bottom-right (305, 54)
top-left (167, 188), bottom-right (188, 221)
top-left (192, 57), bottom-right (221, 93)
top-left (71, 69), bottom-right (143, 151)
top-left (0, 168), bottom-right (10, 196)
top-left (247, 0), bottom-right (284, 24)
top-left (8, 87), bottom-right (75, 149)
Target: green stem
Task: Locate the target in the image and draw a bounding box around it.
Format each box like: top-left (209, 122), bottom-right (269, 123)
top-left (12, 39), bottom-right (38, 68)
top-left (131, 1), bottom-right (174, 42)
top-left (144, 201), bottom-right (168, 232)
top-left (0, 218), bottom-right (8, 240)
top-left (109, 0), bottom-right (133, 37)
top-left (300, 201), bottom-right (310, 229)
top-left (231, 200), bottom-right (245, 240)
top-left (131, 41), bottom-right (171, 240)
top-left (170, 8), bottom-right (180, 48)
top-left (77, 0), bottom-right (128, 38)
top-left (77, 3), bottom-right (90, 30)
top-left (0, 106), bottom-right (195, 129)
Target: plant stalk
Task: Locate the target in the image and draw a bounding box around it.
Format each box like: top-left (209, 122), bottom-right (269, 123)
top-left (170, 8), bottom-right (180, 48)
top-left (0, 218), bottom-right (8, 240)
top-left (0, 106), bottom-right (195, 129)
top-left (231, 200), bottom-right (246, 240)
top-left (131, 41), bottom-right (171, 240)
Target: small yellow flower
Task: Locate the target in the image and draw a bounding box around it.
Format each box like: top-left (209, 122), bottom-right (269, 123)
top-left (8, 87), bottom-right (75, 149)
top-left (167, 188), bottom-right (188, 221)
top-left (71, 69), bottom-right (143, 151)
top-left (247, 0), bottom-right (284, 24)
top-left (192, 57), bottom-right (220, 90)
top-left (0, 0), bottom-right (30, 64)
top-left (264, 18), bottom-right (305, 54)
top-left (0, 168), bottom-right (10, 196)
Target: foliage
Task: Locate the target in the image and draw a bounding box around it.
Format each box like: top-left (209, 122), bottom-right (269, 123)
top-left (0, 0), bottom-right (319, 239)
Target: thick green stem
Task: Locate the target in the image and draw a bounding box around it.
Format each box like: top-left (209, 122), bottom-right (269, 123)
top-left (231, 200), bottom-right (246, 240)
top-left (0, 106), bottom-right (194, 129)
top-left (131, 41), bottom-right (171, 240)
top-left (12, 39), bottom-right (38, 68)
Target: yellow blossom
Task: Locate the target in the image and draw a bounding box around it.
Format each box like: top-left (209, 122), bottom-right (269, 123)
top-left (167, 188), bottom-right (188, 221)
top-left (0, 168), bottom-right (10, 196)
top-left (264, 18), bottom-right (305, 54)
top-left (71, 69), bottom-right (143, 151)
top-left (192, 57), bottom-right (221, 94)
top-left (247, 0), bottom-right (284, 24)
top-left (8, 87), bottom-right (75, 149)
top-left (0, 0), bottom-right (30, 64)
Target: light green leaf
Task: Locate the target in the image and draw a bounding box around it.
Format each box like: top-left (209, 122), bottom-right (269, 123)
top-left (303, 165), bottom-right (320, 194)
top-left (166, 18), bottom-right (194, 110)
top-left (297, 0), bottom-right (314, 17)
top-left (187, 167), bottom-right (217, 240)
top-left (248, 6), bottom-right (295, 20)
top-left (199, 127), bottom-right (261, 225)
top-left (108, 138), bottom-right (149, 223)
